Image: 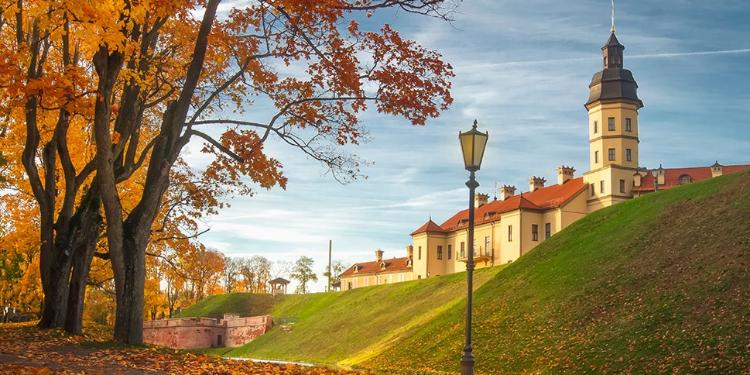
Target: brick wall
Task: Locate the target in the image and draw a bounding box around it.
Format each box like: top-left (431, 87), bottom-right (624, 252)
top-left (143, 315), bottom-right (272, 349)
top-left (224, 315), bottom-right (273, 348)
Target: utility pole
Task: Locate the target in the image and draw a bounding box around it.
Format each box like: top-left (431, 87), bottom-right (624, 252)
top-left (327, 240), bottom-right (333, 292)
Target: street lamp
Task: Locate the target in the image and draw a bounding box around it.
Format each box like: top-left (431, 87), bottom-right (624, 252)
top-left (458, 119), bottom-right (488, 375)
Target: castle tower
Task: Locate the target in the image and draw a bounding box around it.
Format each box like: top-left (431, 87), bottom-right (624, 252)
top-left (583, 26), bottom-right (643, 211)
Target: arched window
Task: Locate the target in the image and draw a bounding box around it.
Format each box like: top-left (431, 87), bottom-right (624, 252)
top-left (678, 174), bottom-right (693, 185)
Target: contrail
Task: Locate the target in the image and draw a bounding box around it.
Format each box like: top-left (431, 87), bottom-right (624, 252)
top-left (457, 48), bottom-right (750, 70)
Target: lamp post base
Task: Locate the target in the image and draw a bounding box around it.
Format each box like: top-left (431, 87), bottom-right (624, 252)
top-left (460, 350), bottom-right (475, 375)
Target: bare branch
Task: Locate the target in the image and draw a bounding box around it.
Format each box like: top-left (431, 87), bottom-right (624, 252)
top-left (188, 129), bottom-right (243, 163)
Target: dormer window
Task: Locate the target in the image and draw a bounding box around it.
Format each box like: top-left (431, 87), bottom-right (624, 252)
top-left (406, 259), bottom-right (412, 268)
top-left (380, 261), bottom-right (387, 270)
top-left (353, 264), bottom-right (360, 272)
top-left (459, 218), bottom-right (469, 226)
top-left (483, 211), bottom-right (497, 220)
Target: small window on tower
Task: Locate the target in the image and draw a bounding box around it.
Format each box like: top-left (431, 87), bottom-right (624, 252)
top-left (608, 117), bottom-right (616, 131)
top-left (447, 244), bottom-right (452, 259)
top-left (594, 121), bottom-right (598, 134)
top-left (600, 180), bottom-right (605, 193)
top-left (437, 246), bottom-right (443, 260)
top-left (595, 151), bottom-right (599, 163)
top-left (626, 148), bottom-right (632, 162)
top-left (620, 179), bottom-right (626, 193)
top-left (590, 184), bottom-right (595, 196)
top-left (608, 148), bottom-right (616, 161)
top-left (625, 118), bottom-right (632, 132)
top-left (418, 246), bottom-right (421, 260)
top-left (460, 242), bottom-right (465, 259)
top-left (532, 224), bottom-right (539, 241)
top-left (545, 223), bottom-right (551, 239)
top-left (508, 225), bottom-right (513, 242)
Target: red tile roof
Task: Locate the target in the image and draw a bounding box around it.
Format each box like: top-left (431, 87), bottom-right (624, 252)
top-left (410, 219), bottom-right (447, 235)
top-left (340, 257), bottom-right (411, 277)
top-left (421, 177), bottom-right (587, 233)
top-left (632, 164), bottom-right (750, 192)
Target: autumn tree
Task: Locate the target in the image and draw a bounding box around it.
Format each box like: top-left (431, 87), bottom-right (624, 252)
top-left (248, 256), bottom-right (273, 293)
top-left (7, 0), bottom-right (453, 344)
top-left (291, 256), bottom-right (318, 294)
top-left (222, 257), bottom-right (242, 294)
top-left (322, 260), bottom-right (345, 291)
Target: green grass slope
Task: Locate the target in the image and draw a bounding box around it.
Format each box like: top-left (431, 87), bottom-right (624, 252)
top-left (220, 266), bottom-right (504, 363)
top-left (176, 293), bottom-right (275, 319)
top-left (195, 171), bottom-right (749, 374)
top-left (365, 170), bottom-right (750, 374)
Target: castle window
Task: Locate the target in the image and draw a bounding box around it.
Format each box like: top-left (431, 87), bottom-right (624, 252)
top-left (418, 246), bottom-right (421, 260)
top-left (620, 179), bottom-right (626, 193)
top-left (447, 244), bottom-right (452, 259)
top-left (594, 121), bottom-right (598, 134)
top-left (608, 148), bottom-right (616, 161)
top-left (600, 180), bottom-right (605, 193)
top-left (532, 224), bottom-right (539, 241)
top-left (626, 148), bottom-right (632, 162)
top-left (608, 117), bottom-right (615, 131)
top-left (625, 118), bottom-right (632, 132)
top-left (460, 242), bottom-right (465, 259)
top-left (545, 223), bottom-right (551, 239)
top-left (590, 184), bottom-right (595, 196)
top-left (507, 225), bottom-right (513, 242)
top-left (679, 174), bottom-right (693, 184)
top-left (437, 245), bottom-right (443, 260)
top-left (595, 151), bottom-right (599, 163)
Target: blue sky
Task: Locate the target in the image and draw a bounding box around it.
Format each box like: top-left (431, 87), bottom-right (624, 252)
top-left (185, 0), bottom-right (750, 292)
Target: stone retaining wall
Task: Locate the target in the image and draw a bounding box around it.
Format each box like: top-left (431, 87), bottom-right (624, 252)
top-left (143, 315), bottom-right (272, 349)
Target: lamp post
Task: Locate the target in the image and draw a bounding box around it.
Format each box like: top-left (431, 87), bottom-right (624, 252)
top-left (458, 119), bottom-right (488, 375)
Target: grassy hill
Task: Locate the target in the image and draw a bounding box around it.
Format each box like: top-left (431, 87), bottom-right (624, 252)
top-left (176, 293), bottom-right (275, 319)
top-left (205, 266), bottom-right (505, 362)
top-left (192, 171), bottom-right (750, 374)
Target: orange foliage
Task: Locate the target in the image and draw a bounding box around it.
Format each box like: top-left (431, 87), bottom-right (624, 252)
top-left (1, 0), bottom-right (454, 338)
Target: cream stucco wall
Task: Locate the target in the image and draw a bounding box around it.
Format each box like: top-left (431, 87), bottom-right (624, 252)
top-left (341, 269), bottom-right (414, 290)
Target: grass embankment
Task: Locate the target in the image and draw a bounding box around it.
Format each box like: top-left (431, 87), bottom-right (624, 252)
top-left (176, 293), bottom-right (275, 319)
top-left (365, 170), bottom-right (750, 373)
top-left (220, 266), bottom-right (504, 363)
top-left (193, 171), bottom-right (750, 373)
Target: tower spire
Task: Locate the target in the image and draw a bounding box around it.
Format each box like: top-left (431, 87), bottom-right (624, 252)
top-left (611, 0), bottom-right (616, 33)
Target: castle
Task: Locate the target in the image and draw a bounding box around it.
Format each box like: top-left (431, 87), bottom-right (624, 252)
top-left (340, 28), bottom-right (749, 290)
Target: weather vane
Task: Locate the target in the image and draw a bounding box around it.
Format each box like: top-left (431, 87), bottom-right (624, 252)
top-left (611, 0), bottom-right (616, 33)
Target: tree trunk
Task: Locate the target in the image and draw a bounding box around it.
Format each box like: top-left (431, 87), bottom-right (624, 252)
top-left (64, 242), bottom-right (95, 334)
top-left (38, 215), bottom-right (72, 329)
top-left (113, 226), bottom-right (146, 344)
top-left (64, 189), bottom-right (102, 334)
top-left (37, 250), bottom-right (71, 328)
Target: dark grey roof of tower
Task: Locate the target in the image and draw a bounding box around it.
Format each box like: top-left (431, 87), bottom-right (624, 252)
top-left (603, 32), bottom-right (624, 49)
top-left (586, 32), bottom-right (643, 108)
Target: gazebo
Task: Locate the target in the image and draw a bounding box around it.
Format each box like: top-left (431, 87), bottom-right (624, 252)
top-left (269, 277), bottom-right (290, 296)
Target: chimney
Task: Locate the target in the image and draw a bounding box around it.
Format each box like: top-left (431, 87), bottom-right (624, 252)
top-left (711, 161), bottom-right (723, 178)
top-left (375, 249), bottom-right (384, 262)
top-left (498, 185), bottom-right (516, 200)
top-left (556, 166), bottom-right (575, 185)
top-left (528, 176), bottom-right (546, 192)
top-left (655, 164), bottom-right (665, 186)
top-left (474, 193), bottom-right (489, 208)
